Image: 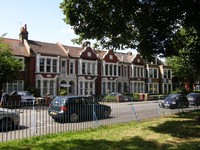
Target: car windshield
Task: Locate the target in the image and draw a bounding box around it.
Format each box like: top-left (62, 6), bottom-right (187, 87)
top-left (187, 93), bottom-right (197, 97)
top-left (18, 91), bottom-right (32, 96)
top-left (10, 91), bottom-right (33, 96)
top-left (167, 94), bottom-right (178, 99)
top-left (51, 97), bottom-right (67, 106)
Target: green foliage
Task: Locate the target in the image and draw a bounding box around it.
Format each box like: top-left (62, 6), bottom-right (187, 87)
top-left (171, 88), bottom-right (188, 95)
top-left (103, 95), bottom-right (116, 102)
top-left (132, 93), bottom-right (140, 100)
top-left (26, 87), bottom-right (40, 97)
top-left (166, 28), bottom-right (199, 91)
top-left (193, 90), bottom-right (200, 93)
top-left (60, 0), bottom-right (200, 60)
top-left (59, 89), bottom-right (67, 96)
top-left (0, 40), bottom-right (23, 89)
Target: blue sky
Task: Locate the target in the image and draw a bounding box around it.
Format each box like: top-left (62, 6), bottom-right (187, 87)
top-left (0, 0), bottom-right (79, 46)
top-left (0, 0), bottom-right (136, 53)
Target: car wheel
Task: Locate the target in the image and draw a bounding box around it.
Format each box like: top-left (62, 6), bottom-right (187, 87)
top-left (103, 110), bottom-right (110, 118)
top-left (70, 113), bottom-right (79, 123)
top-left (0, 118), bottom-right (14, 131)
top-left (176, 102), bottom-right (180, 108)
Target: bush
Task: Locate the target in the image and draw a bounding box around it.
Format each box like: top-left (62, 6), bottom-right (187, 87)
top-left (132, 93), bottom-right (140, 100)
top-left (26, 87), bottom-right (40, 97)
top-left (103, 95), bottom-right (116, 102)
top-left (59, 89), bottom-right (67, 96)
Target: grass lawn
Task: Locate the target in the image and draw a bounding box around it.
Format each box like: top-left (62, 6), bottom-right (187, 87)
top-left (0, 110), bottom-right (200, 150)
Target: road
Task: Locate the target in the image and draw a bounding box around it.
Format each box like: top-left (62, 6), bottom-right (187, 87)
top-left (0, 100), bottom-right (196, 142)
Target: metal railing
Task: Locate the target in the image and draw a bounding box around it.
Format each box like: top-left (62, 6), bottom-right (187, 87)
top-left (0, 98), bottom-right (197, 142)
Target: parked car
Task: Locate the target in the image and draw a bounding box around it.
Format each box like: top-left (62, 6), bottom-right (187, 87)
top-left (10, 91), bottom-right (36, 105)
top-left (109, 92), bottom-right (133, 101)
top-left (187, 92), bottom-right (200, 106)
top-left (48, 96), bottom-right (112, 123)
top-left (161, 93), bottom-right (189, 109)
top-left (0, 108), bottom-right (20, 131)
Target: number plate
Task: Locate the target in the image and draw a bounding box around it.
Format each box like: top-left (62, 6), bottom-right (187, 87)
top-left (164, 104), bottom-right (170, 106)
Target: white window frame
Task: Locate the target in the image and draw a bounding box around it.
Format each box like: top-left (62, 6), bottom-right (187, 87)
top-left (103, 62), bottom-right (118, 76)
top-left (147, 83), bottom-right (159, 93)
top-left (3, 80), bottom-right (24, 93)
top-left (61, 59), bottom-right (67, 74)
top-left (79, 60), bottom-right (97, 75)
top-left (37, 55), bottom-right (59, 73)
top-left (69, 59), bottom-right (75, 75)
top-left (163, 69), bottom-right (172, 79)
top-left (149, 68), bottom-right (158, 79)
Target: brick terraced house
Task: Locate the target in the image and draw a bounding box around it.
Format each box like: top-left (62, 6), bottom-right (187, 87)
top-left (1, 25), bottom-right (172, 97)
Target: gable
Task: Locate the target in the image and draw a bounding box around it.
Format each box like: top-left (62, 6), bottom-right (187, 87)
top-left (102, 49), bottom-right (119, 63)
top-left (79, 47), bottom-right (98, 60)
top-left (132, 54), bottom-right (145, 65)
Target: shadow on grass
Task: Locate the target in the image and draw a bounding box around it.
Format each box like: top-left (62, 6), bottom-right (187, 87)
top-left (1, 110), bottom-right (200, 150)
top-left (149, 110), bottom-right (200, 139)
top-left (1, 136), bottom-right (173, 150)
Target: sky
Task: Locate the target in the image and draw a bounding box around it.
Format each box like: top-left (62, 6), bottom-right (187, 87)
top-left (0, 0), bottom-right (136, 53)
top-left (0, 0), bottom-right (79, 46)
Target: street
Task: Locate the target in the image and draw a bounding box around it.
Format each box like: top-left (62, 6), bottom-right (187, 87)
top-left (0, 100), bottom-right (196, 142)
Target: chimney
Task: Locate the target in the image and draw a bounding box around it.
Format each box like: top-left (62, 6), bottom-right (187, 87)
top-left (19, 24), bottom-right (29, 42)
top-left (82, 41), bottom-right (91, 48)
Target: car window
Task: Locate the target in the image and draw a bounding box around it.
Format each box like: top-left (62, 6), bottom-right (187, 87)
top-left (52, 97), bottom-right (67, 106)
top-left (11, 91), bottom-right (33, 96)
top-left (18, 91), bottom-right (25, 96)
top-left (24, 91), bottom-right (32, 96)
top-left (168, 94), bottom-right (178, 98)
top-left (83, 97), bottom-right (96, 104)
top-left (179, 95), bottom-right (183, 98)
top-left (68, 98), bottom-right (83, 105)
top-left (187, 93), bottom-right (195, 97)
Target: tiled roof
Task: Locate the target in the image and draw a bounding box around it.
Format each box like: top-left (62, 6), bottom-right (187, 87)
top-left (62, 45), bottom-right (83, 58)
top-left (115, 52), bottom-right (137, 63)
top-left (2, 38), bottom-right (168, 66)
top-left (2, 38), bottom-right (30, 57)
top-left (95, 50), bottom-right (108, 59)
top-left (28, 40), bottom-right (68, 57)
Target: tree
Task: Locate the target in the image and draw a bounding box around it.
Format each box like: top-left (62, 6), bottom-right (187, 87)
top-left (166, 56), bottom-right (195, 91)
top-left (0, 37), bottom-right (23, 91)
top-left (166, 28), bottom-right (199, 91)
top-left (60, 0), bottom-right (200, 60)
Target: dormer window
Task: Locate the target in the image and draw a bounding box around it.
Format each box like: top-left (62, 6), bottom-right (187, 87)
top-left (109, 55), bottom-right (113, 60)
top-left (87, 52), bottom-right (91, 57)
top-left (137, 59), bottom-right (140, 63)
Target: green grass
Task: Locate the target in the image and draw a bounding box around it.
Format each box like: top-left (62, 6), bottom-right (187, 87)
top-left (1, 110), bottom-right (200, 150)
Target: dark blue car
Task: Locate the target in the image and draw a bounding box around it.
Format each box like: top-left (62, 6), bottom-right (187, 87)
top-left (161, 93), bottom-right (189, 109)
top-left (48, 96), bottom-right (111, 123)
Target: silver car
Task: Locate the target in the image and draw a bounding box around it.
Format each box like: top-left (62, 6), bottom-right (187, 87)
top-left (187, 92), bottom-right (200, 106)
top-left (0, 108), bottom-right (20, 131)
top-left (10, 91), bottom-right (36, 105)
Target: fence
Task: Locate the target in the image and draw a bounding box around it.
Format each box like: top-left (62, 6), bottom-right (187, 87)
top-left (0, 97), bottom-right (197, 142)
